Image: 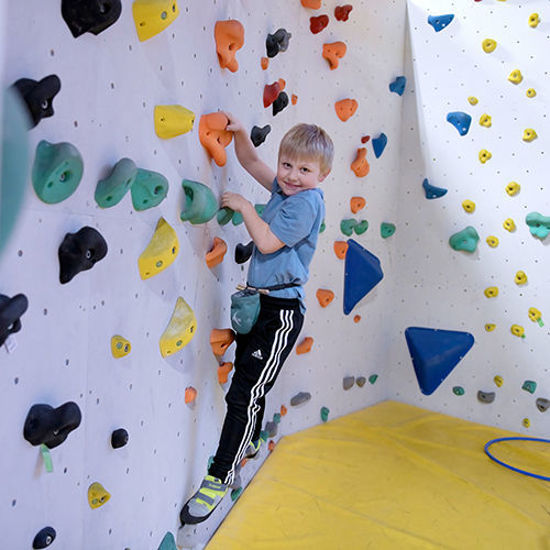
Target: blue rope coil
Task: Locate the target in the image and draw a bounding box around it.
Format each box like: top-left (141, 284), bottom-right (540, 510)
top-left (484, 437), bottom-right (550, 481)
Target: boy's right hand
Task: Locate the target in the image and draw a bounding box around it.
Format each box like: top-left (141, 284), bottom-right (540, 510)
top-left (223, 111), bottom-right (245, 134)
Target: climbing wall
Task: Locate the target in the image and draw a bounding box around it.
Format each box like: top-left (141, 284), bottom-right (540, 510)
top-left (0, 1), bottom-right (407, 548)
top-left (388, 0), bottom-right (550, 435)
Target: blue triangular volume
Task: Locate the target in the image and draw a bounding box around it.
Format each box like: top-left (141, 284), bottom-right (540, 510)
top-left (343, 239), bottom-right (384, 315)
top-left (405, 327), bottom-right (475, 395)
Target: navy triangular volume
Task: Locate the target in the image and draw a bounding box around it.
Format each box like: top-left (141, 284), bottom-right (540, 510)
top-left (405, 327), bottom-right (475, 395)
top-left (343, 239), bottom-right (384, 315)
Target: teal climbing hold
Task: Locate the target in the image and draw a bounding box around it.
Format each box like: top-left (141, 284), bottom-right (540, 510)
top-left (453, 386), bottom-right (465, 396)
top-left (380, 222), bottom-right (396, 238)
top-left (180, 179), bottom-right (217, 224)
top-left (428, 14), bottom-right (454, 32)
top-left (273, 413), bottom-right (281, 424)
top-left (389, 76), bottom-right (406, 96)
top-left (95, 158), bottom-right (137, 208)
top-left (31, 140), bottom-right (83, 204)
top-left (422, 178), bottom-right (447, 199)
top-left (319, 220), bottom-right (326, 233)
top-left (260, 429), bottom-right (270, 441)
top-left (343, 239), bottom-right (384, 315)
top-left (231, 487), bottom-right (243, 501)
top-left (522, 380), bottom-right (537, 394)
top-left (354, 220), bottom-right (368, 235)
top-left (449, 226), bottom-right (480, 253)
top-left (217, 207), bottom-right (234, 225)
top-left (340, 219), bottom-right (357, 236)
top-left (405, 327), bottom-right (475, 395)
top-left (1, 87), bottom-right (30, 256)
top-left (131, 168), bottom-right (168, 211)
top-left (368, 374), bottom-right (378, 384)
top-left (446, 112), bottom-right (472, 136)
top-left (372, 133), bottom-right (387, 158)
top-left (232, 204), bottom-right (265, 225)
top-left (320, 406), bottom-right (330, 422)
top-left (525, 212), bottom-right (550, 239)
top-left (158, 532), bottom-right (177, 550)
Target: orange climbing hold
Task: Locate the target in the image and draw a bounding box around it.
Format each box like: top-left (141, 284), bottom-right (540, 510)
top-left (199, 112), bottom-right (233, 167)
top-left (334, 241), bottom-right (348, 259)
top-left (185, 387), bottom-right (197, 404)
top-left (353, 315), bottom-right (361, 323)
top-left (335, 98), bottom-right (358, 121)
top-left (268, 440), bottom-right (276, 452)
top-left (291, 94), bottom-right (298, 105)
top-left (280, 405), bottom-right (287, 416)
top-left (350, 196), bottom-right (366, 213)
top-left (261, 57), bottom-right (269, 70)
top-left (322, 42), bottom-right (347, 70)
top-left (296, 336), bottom-right (314, 354)
top-left (278, 78), bottom-right (286, 91)
top-left (206, 237), bottom-right (227, 268)
top-left (218, 362), bottom-right (233, 384)
top-left (310, 15), bottom-right (329, 34)
top-left (316, 289), bottom-right (335, 307)
top-left (214, 20), bottom-right (244, 72)
top-left (301, 0), bottom-right (321, 8)
top-left (210, 328), bottom-right (235, 356)
top-left (351, 148), bottom-right (369, 177)
top-left (263, 82), bottom-right (281, 108)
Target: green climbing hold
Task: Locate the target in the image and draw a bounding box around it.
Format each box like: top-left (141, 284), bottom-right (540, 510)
top-left (157, 532), bottom-right (177, 550)
top-left (354, 220), bottom-right (369, 235)
top-left (259, 431), bottom-right (269, 443)
top-left (368, 374), bottom-right (378, 384)
top-left (381, 222), bottom-right (396, 238)
top-left (319, 220), bottom-right (326, 233)
top-left (232, 204), bottom-right (265, 225)
top-left (40, 444), bottom-right (53, 473)
top-left (31, 140), bottom-right (83, 204)
top-left (522, 380), bottom-right (537, 394)
top-left (231, 487), bottom-right (243, 501)
top-left (449, 226), bottom-right (479, 252)
top-left (95, 158), bottom-right (137, 208)
top-left (452, 386), bottom-right (465, 396)
top-left (273, 413), bottom-right (281, 424)
top-left (180, 179), bottom-right (217, 224)
top-left (340, 219), bottom-right (357, 236)
top-left (131, 168), bottom-right (168, 211)
top-left (525, 212), bottom-right (550, 239)
top-left (320, 406), bottom-right (330, 422)
top-left (217, 207), bottom-right (234, 225)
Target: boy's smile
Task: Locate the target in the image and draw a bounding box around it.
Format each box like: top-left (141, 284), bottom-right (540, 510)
top-left (277, 156), bottom-right (328, 196)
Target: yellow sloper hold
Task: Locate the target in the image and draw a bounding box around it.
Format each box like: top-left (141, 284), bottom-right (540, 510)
top-left (479, 114), bottom-right (491, 127)
top-left (528, 13), bottom-right (540, 28)
top-left (482, 39), bottom-right (497, 53)
top-left (479, 149), bottom-right (492, 163)
top-left (132, 0), bottom-right (180, 42)
top-left (511, 324), bottom-right (525, 337)
top-left (523, 128), bottom-right (537, 142)
top-left (138, 217), bottom-right (179, 280)
top-left (508, 69), bottom-right (523, 84)
top-left (468, 96), bottom-right (478, 105)
top-left (526, 88), bottom-right (536, 98)
top-left (503, 218), bottom-right (516, 232)
top-left (462, 200), bottom-right (475, 213)
top-left (88, 482), bottom-right (110, 509)
top-left (159, 297), bottom-right (197, 357)
top-left (528, 307), bottom-right (542, 322)
top-left (154, 105), bottom-right (195, 139)
top-left (485, 323), bottom-right (496, 332)
top-left (494, 375), bottom-right (503, 387)
top-left (111, 335), bottom-right (131, 358)
top-left (505, 181), bottom-right (520, 196)
top-left (514, 270), bottom-right (527, 285)
top-left (486, 235), bottom-right (499, 247)
top-left (484, 287), bottom-right (498, 298)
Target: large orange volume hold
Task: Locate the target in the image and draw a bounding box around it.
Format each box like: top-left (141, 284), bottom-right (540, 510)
top-left (199, 112), bottom-right (233, 167)
top-left (215, 20), bottom-right (244, 72)
top-left (335, 98), bottom-right (358, 121)
top-left (322, 42), bottom-right (347, 70)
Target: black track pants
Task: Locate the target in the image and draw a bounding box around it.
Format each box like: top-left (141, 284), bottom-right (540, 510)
top-left (208, 294), bottom-right (304, 485)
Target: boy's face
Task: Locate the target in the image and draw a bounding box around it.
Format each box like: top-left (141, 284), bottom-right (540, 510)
top-left (277, 155), bottom-right (329, 196)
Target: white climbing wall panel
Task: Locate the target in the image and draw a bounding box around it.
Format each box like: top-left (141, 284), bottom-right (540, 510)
top-left (389, 0), bottom-right (550, 434)
top-left (0, 1), bottom-right (406, 548)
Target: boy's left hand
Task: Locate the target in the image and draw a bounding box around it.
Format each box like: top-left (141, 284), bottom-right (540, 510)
top-left (221, 191), bottom-right (249, 213)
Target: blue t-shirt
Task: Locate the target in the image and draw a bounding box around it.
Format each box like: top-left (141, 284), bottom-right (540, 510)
top-left (247, 178), bottom-right (325, 313)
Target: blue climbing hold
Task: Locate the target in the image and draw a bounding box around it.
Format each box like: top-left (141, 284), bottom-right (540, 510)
top-left (372, 133), bottom-right (387, 158)
top-left (405, 327), bottom-right (475, 396)
top-left (428, 14), bottom-right (454, 32)
top-left (422, 178), bottom-right (447, 199)
top-left (343, 239), bottom-right (384, 315)
top-left (389, 76), bottom-right (406, 96)
top-left (446, 112), bottom-right (472, 136)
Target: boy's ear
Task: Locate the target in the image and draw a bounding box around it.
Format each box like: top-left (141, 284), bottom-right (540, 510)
top-left (318, 169), bottom-right (331, 182)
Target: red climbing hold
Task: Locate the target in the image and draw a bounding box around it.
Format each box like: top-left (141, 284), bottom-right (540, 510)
top-left (310, 15), bottom-right (329, 34)
top-left (335, 5), bottom-right (353, 21)
top-left (263, 82), bottom-right (281, 108)
top-left (361, 135), bottom-right (370, 143)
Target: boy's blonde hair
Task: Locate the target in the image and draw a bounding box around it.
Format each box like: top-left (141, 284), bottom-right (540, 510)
top-left (278, 123), bottom-right (334, 176)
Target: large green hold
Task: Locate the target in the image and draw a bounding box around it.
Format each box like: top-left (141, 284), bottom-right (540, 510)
top-left (525, 212), bottom-right (550, 239)
top-left (180, 179), bottom-right (217, 224)
top-left (32, 140), bottom-right (83, 204)
top-left (95, 158), bottom-right (137, 208)
top-left (381, 222), bottom-right (396, 238)
top-left (131, 168), bottom-right (168, 211)
top-left (449, 226), bottom-right (479, 252)
top-left (217, 207), bottom-right (234, 225)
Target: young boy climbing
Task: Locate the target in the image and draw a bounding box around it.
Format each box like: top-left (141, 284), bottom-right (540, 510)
top-left (180, 113), bottom-right (334, 525)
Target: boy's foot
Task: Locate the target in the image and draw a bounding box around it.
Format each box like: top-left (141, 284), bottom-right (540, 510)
top-left (179, 475), bottom-right (228, 525)
top-left (244, 438), bottom-right (262, 459)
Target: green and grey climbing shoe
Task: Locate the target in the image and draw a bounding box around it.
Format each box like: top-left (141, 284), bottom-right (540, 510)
top-left (245, 438), bottom-right (262, 460)
top-left (180, 475), bottom-right (228, 525)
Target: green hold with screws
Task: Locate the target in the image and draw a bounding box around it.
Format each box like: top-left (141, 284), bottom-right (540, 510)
top-left (131, 168), bottom-right (168, 211)
top-left (95, 158), bottom-right (137, 208)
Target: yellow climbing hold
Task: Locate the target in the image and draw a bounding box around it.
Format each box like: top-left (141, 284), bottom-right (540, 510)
top-left (485, 323), bottom-right (496, 332)
top-left (133, 0), bottom-right (180, 42)
top-left (154, 105), bottom-right (195, 139)
top-left (138, 217), bottom-right (179, 280)
top-left (508, 69), bottom-right (523, 84)
top-left (88, 482), bottom-right (111, 509)
top-left (484, 287), bottom-right (499, 298)
top-left (486, 236), bottom-right (499, 248)
top-left (482, 39), bottom-right (497, 53)
top-left (494, 375), bottom-right (503, 387)
top-left (479, 149), bottom-right (492, 163)
top-left (503, 218), bottom-right (516, 232)
top-left (523, 418), bottom-right (530, 428)
top-left (111, 335), bottom-right (131, 358)
top-left (528, 13), bottom-right (540, 28)
top-left (514, 271), bottom-right (527, 285)
top-left (505, 182), bottom-right (520, 196)
top-left (528, 307), bottom-right (542, 322)
top-left (462, 200), bottom-right (475, 213)
top-left (479, 114), bottom-right (492, 128)
top-left (523, 128), bottom-right (538, 142)
top-left (468, 96), bottom-right (478, 105)
top-left (526, 88), bottom-right (536, 98)
top-left (159, 297), bottom-right (197, 357)
top-left (511, 324), bottom-right (525, 338)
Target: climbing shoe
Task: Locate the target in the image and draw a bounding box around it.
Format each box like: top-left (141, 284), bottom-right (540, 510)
top-left (245, 438), bottom-right (262, 459)
top-left (179, 475), bottom-right (228, 525)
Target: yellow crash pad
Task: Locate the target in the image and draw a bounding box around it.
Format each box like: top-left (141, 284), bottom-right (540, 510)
top-left (207, 400), bottom-right (550, 549)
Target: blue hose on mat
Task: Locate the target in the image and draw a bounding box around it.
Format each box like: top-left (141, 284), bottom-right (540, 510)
top-left (484, 437), bottom-right (550, 481)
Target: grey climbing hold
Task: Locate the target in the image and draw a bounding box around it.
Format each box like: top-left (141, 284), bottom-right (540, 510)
top-left (477, 390), bottom-right (495, 403)
top-left (290, 391), bottom-right (311, 406)
top-left (536, 398), bottom-right (550, 412)
top-left (265, 421), bottom-right (278, 438)
top-left (343, 376), bottom-right (355, 390)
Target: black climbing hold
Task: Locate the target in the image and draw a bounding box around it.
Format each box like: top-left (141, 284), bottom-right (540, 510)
top-left (111, 428), bottom-right (129, 449)
top-left (61, 0), bottom-right (122, 38)
top-left (250, 125), bottom-right (271, 147)
top-left (33, 526), bottom-right (56, 549)
top-left (266, 28), bottom-right (291, 58)
top-left (0, 293), bottom-right (28, 346)
top-left (11, 75), bottom-right (61, 129)
top-left (273, 92), bottom-right (289, 116)
top-left (235, 241), bottom-right (254, 264)
top-left (58, 226), bottom-right (108, 284)
top-left (23, 402), bottom-right (82, 449)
